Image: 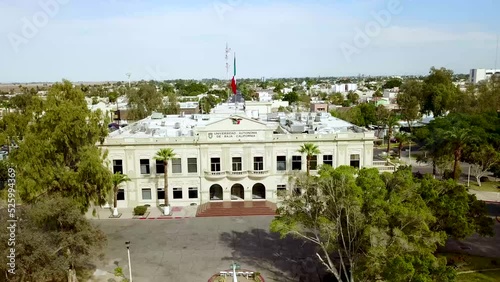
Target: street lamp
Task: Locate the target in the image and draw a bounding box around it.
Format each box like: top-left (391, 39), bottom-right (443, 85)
top-left (125, 241), bottom-right (133, 282)
top-left (230, 262), bottom-right (240, 282)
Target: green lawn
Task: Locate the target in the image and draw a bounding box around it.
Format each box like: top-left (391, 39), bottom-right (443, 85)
top-left (441, 253), bottom-right (500, 282)
top-left (457, 270), bottom-right (500, 282)
top-left (468, 181), bottom-right (500, 192)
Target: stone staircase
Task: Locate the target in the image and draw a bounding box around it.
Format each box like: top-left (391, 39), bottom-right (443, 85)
top-left (196, 201), bottom-right (277, 217)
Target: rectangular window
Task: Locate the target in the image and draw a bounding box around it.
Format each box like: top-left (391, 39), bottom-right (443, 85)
top-left (350, 154), bottom-right (360, 168)
top-left (292, 156), bottom-right (302, 170)
top-left (253, 156), bottom-right (263, 171)
top-left (188, 187), bottom-right (198, 199)
top-left (187, 158), bottom-right (197, 173)
top-left (156, 160), bottom-right (164, 174)
top-left (232, 157), bottom-right (242, 171)
top-left (310, 155), bottom-right (318, 170)
top-left (323, 155), bottom-right (333, 166)
top-left (276, 156), bottom-right (286, 171)
top-left (117, 189), bottom-right (125, 200)
top-left (172, 158), bottom-right (182, 174)
top-left (173, 187), bottom-right (183, 199)
top-left (157, 188), bottom-right (165, 200)
top-left (141, 188), bottom-right (152, 200)
top-left (211, 158), bottom-right (221, 172)
top-left (140, 159), bottom-right (150, 174)
top-left (113, 159), bottom-right (123, 174)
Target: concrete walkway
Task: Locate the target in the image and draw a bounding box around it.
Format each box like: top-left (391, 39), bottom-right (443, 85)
top-left (85, 205), bottom-right (198, 220)
top-left (469, 190), bottom-right (500, 202)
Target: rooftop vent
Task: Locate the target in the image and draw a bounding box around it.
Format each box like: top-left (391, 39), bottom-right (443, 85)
top-left (202, 115), bottom-right (210, 120)
top-left (174, 122), bottom-right (181, 129)
top-left (161, 121), bottom-right (166, 127)
top-left (151, 112), bottom-right (163, 119)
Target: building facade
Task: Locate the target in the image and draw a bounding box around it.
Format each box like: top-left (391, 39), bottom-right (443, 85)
top-left (470, 68), bottom-right (500, 84)
top-left (100, 108), bottom-right (375, 208)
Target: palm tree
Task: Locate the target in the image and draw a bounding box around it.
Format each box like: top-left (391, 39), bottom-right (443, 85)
top-left (298, 143), bottom-right (321, 176)
top-left (154, 148), bottom-right (176, 211)
top-left (385, 114), bottom-right (400, 154)
top-left (395, 132), bottom-right (410, 159)
top-left (111, 172), bottom-right (131, 216)
top-left (443, 127), bottom-right (472, 181)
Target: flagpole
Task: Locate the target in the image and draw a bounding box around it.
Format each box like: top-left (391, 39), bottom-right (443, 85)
top-left (234, 52), bottom-right (237, 114)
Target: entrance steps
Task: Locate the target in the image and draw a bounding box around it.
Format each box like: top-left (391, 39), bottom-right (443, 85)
top-left (196, 201), bottom-right (277, 217)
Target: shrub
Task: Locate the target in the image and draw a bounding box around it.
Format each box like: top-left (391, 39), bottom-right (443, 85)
top-left (133, 206), bottom-right (147, 216)
top-left (374, 140), bottom-right (383, 146)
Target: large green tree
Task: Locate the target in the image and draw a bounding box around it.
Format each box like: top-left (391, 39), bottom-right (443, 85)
top-left (271, 167), bottom-right (454, 282)
top-left (417, 175), bottom-right (493, 239)
top-left (398, 80), bottom-right (422, 132)
top-left (8, 80), bottom-right (112, 212)
top-left (127, 83), bottom-right (163, 120)
top-left (0, 196), bottom-right (107, 281)
top-left (420, 67), bottom-right (459, 116)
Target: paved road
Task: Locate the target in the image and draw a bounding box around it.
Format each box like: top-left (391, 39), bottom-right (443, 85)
top-left (92, 216), bottom-right (322, 282)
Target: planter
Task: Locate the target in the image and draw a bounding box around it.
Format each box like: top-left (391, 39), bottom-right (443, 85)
top-left (159, 204), bottom-right (171, 215)
top-left (112, 207), bottom-right (119, 216)
top-left (208, 270), bottom-right (264, 282)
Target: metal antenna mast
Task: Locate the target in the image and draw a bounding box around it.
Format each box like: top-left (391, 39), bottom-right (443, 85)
top-left (126, 73), bottom-right (131, 88)
top-left (225, 43), bottom-right (231, 81)
top-left (495, 34), bottom-right (499, 71)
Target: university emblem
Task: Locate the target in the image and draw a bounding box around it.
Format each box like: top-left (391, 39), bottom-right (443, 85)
top-left (231, 117), bottom-right (242, 125)
top-left (208, 133), bottom-right (213, 139)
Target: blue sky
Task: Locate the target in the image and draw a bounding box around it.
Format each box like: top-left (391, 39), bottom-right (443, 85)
top-left (0, 0), bottom-right (499, 82)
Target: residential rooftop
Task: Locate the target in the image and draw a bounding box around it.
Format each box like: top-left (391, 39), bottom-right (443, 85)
top-left (107, 103), bottom-right (366, 139)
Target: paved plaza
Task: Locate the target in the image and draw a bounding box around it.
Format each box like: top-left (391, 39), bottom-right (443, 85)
top-left (90, 207), bottom-right (500, 281)
top-left (92, 216), bottom-right (323, 282)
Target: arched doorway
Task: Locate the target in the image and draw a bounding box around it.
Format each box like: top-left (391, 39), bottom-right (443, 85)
top-left (252, 183), bottom-right (266, 199)
top-left (209, 184), bottom-right (223, 201)
top-left (231, 183), bottom-right (244, 200)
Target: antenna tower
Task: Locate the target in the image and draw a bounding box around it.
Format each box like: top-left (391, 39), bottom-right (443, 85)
top-left (225, 43), bottom-right (231, 81)
top-left (495, 34), bottom-right (499, 71)
top-left (126, 73), bottom-right (131, 88)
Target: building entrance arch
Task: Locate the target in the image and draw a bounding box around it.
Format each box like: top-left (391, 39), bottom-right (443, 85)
top-left (209, 184), bottom-right (223, 201)
top-left (231, 183), bottom-right (244, 200)
top-left (252, 183), bottom-right (266, 199)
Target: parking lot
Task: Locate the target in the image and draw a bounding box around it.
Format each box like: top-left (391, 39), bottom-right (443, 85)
top-left (93, 216), bottom-right (322, 282)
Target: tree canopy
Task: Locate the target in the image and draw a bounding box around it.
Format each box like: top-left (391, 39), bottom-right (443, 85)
top-left (0, 196), bottom-right (106, 281)
top-left (271, 166), bottom-right (491, 281)
top-left (6, 80), bottom-right (112, 212)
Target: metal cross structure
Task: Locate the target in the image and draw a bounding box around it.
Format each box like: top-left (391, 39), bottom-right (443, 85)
top-left (230, 262), bottom-right (240, 282)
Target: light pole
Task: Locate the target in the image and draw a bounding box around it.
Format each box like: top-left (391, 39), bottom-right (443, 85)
top-left (126, 241), bottom-right (133, 282)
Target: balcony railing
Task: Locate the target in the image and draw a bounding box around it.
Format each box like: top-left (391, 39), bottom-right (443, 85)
top-left (204, 171), bottom-right (226, 178)
top-left (248, 170), bottom-right (269, 177)
top-left (226, 170), bottom-right (248, 178)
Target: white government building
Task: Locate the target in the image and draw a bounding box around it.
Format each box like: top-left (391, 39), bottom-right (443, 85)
top-left (100, 101), bottom-right (376, 208)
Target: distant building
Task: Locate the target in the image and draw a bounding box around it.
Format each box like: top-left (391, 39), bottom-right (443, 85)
top-left (383, 88), bottom-right (399, 100)
top-left (310, 102), bottom-right (329, 113)
top-left (470, 68), bottom-right (500, 84)
top-left (332, 83), bottom-right (358, 93)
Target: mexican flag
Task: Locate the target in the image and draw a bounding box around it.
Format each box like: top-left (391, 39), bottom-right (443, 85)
top-left (231, 53), bottom-right (237, 95)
